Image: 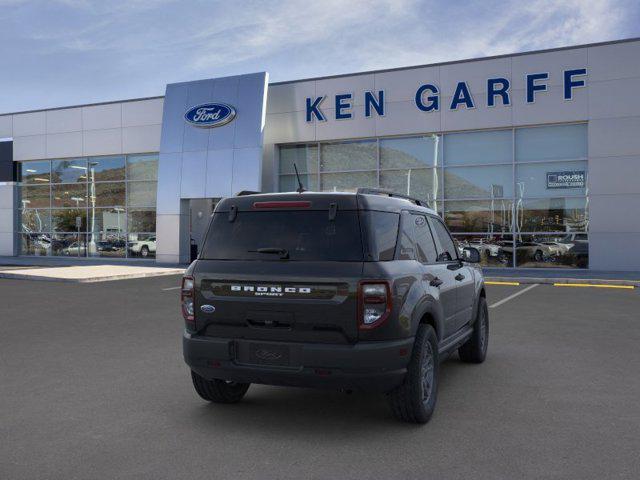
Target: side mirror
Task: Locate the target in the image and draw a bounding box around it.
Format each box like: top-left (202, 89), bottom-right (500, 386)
top-left (462, 247), bottom-right (481, 263)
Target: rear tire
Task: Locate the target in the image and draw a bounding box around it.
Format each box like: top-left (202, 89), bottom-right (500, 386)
top-left (387, 324), bottom-right (439, 424)
top-left (191, 371), bottom-right (250, 404)
top-left (458, 296), bottom-right (489, 364)
top-left (141, 245), bottom-right (149, 258)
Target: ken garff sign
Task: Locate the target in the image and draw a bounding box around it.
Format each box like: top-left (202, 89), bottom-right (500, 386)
top-left (184, 102), bottom-right (236, 128)
top-left (305, 69), bottom-right (587, 122)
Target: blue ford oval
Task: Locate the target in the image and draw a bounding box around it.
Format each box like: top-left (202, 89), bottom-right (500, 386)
top-left (184, 103), bottom-right (236, 128)
top-left (200, 304), bottom-right (216, 314)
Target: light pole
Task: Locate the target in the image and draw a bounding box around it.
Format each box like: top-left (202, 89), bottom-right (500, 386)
top-left (516, 182), bottom-right (525, 242)
top-left (89, 162), bottom-right (98, 255)
top-left (431, 134), bottom-right (440, 212)
top-left (114, 206), bottom-right (125, 253)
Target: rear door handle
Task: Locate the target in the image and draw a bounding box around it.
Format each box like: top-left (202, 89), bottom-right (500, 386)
top-left (429, 277), bottom-right (443, 287)
top-left (455, 273), bottom-right (465, 281)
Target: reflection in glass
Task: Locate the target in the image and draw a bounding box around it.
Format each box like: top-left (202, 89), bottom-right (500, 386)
top-left (50, 233), bottom-right (86, 257)
top-left (51, 209), bottom-right (87, 232)
top-left (21, 209), bottom-right (51, 233)
top-left (51, 159), bottom-right (87, 183)
top-left (320, 171), bottom-right (377, 192)
top-left (515, 197), bottom-right (588, 233)
top-left (380, 135), bottom-right (441, 169)
top-left (513, 234), bottom-right (588, 268)
top-left (20, 185), bottom-right (50, 208)
top-left (128, 209), bottom-right (156, 232)
top-left (92, 156), bottom-right (125, 181)
top-left (52, 183), bottom-right (87, 207)
top-left (127, 154), bottom-right (158, 181)
top-left (128, 233), bottom-right (156, 258)
top-left (279, 145), bottom-right (317, 175)
top-left (454, 234), bottom-right (513, 268)
top-left (89, 208), bottom-right (126, 235)
top-left (516, 161), bottom-right (587, 198)
top-left (445, 200), bottom-right (513, 233)
top-left (94, 182), bottom-right (125, 207)
top-left (127, 181), bottom-right (156, 207)
top-left (380, 169), bottom-right (439, 204)
top-left (19, 160), bottom-right (50, 184)
top-left (17, 155), bottom-right (157, 259)
top-left (444, 129), bottom-right (512, 165)
top-left (279, 174), bottom-right (318, 192)
top-left (88, 234), bottom-right (126, 258)
top-left (321, 140), bottom-right (377, 172)
top-left (516, 124), bottom-right (587, 162)
top-left (20, 233), bottom-right (52, 256)
top-left (444, 165), bottom-right (513, 199)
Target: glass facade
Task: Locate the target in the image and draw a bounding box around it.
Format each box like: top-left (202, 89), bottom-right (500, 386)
top-left (278, 123), bottom-right (588, 268)
top-left (17, 154), bottom-right (158, 259)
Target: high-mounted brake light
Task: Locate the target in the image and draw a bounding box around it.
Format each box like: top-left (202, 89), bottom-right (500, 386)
top-left (181, 276), bottom-right (195, 329)
top-left (358, 281), bottom-right (392, 330)
top-left (253, 201), bottom-right (311, 209)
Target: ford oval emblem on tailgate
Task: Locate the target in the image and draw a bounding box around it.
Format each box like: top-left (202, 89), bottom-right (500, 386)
top-left (200, 304), bottom-right (216, 314)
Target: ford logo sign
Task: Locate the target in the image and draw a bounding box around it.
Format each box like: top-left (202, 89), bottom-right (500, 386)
top-left (200, 304), bottom-right (216, 314)
top-left (184, 103), bottom-right (236, 128)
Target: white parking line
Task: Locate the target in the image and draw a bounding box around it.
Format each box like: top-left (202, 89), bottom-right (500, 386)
top-left (489, 284), bottom-right (539, 309)
top-left (162, 286), bottom-right (181, 291)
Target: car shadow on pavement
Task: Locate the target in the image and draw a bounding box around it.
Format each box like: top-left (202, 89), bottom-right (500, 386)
top-left (180, 356), bottom-right (472, 437)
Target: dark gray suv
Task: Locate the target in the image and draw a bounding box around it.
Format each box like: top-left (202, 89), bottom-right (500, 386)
top-left (182, 189), bottom-right (488, 423)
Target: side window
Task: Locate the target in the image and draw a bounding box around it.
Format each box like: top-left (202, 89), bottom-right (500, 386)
top-left (362, 211), bottom-right (399, 261)
top-left (413, 214), bottom-right (438, 264)
top-left (398, 212), bottom-right (416, 260)
top-left (428, 217), bottom-right (458, 262)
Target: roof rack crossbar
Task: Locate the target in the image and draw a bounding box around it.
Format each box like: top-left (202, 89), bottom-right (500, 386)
top-left (356, 188), bottom-right (424, 206)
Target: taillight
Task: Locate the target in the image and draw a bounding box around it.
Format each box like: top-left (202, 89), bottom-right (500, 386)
top-left (358, 281), bottom-right (392, 330)
top-left (181, 276), bottom-right (195, 329)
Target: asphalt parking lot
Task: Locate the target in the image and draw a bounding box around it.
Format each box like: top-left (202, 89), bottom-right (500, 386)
top-left (1, 276), bottom-right (639, 480)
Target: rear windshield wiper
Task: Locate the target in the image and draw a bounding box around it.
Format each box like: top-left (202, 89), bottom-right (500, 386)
top-left (248, 247), bottom-right (290, 259)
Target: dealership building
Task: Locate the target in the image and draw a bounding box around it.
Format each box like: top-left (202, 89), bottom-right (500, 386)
top-left (0, 37), bottom-right (639, 270)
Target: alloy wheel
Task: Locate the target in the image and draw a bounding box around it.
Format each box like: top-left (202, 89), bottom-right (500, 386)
top-left (421, 342), bottom-right (435, 403)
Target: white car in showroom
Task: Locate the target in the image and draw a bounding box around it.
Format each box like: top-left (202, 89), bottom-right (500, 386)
top-left (128, 236), bottom-right (156, 258)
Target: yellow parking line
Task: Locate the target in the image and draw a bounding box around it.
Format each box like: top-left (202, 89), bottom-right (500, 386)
top-left (553, 283), bottom-right (635, 289)
top-left (485, 281), bottom-right (520, 286)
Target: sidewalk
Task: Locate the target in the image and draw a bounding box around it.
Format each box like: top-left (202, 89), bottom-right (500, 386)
top-left (0, 263), bottom-right (184, 283)
top-left (483, 268), bottom-right (640, 287)
top-left (0, 256), bottom-right (184, 268)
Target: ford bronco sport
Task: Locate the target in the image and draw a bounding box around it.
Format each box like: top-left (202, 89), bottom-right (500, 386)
top-left (182, 189), bottom-right (488, 423)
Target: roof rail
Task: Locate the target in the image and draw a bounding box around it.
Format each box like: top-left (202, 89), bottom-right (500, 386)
top-left (235, 190), bottom-right (261, 196)
top-left (356, 187), bottom-right (424, 207)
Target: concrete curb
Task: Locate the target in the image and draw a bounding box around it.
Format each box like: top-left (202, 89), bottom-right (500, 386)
top-left (0, 269), bottom-right (185, 283)
top-left (486, 276), bottom-right (640, 287)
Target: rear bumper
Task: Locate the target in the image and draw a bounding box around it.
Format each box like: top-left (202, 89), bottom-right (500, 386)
top-left (183, 333), bottom-right (414, 393)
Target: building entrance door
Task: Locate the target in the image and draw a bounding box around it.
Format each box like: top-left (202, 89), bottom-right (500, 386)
top-left (189, 198), bottom-right (219, 261)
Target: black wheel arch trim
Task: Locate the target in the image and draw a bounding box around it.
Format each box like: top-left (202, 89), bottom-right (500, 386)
top-left (411, 298), bottom-right (445, 342)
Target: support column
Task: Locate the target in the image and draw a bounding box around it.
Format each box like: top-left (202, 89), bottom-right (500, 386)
top-left (0, 182), bottom-right (16, 256)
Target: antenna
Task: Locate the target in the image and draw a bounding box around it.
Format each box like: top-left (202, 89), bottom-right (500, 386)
top-left (293, 163), bottom-right (306, 193)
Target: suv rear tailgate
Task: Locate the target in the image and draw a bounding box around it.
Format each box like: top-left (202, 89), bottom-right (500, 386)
top-left (194, 260), bottom-right (363, 344)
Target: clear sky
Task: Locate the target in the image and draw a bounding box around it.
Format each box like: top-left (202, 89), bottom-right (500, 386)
top-left (1, 0), bottom-right (639, 113)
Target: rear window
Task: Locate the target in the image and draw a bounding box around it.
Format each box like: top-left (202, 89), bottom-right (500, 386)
top-left (201, 211), bottom-right (364, 261)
